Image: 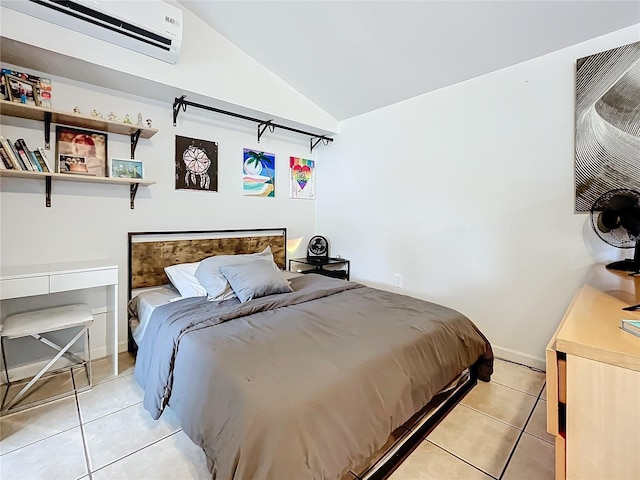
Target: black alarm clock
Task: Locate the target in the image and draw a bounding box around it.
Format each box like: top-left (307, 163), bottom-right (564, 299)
top-left (307, 235), bottom-right (329, 260)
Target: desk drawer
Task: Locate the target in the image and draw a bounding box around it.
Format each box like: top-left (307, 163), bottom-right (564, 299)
top-left (0, 276), bottom-right (49, 300)
top-left (50, 268), bottom-right (118, 293)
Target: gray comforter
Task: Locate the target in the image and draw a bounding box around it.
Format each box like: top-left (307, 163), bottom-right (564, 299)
top-left (135, 274), bottom-right (492, 480)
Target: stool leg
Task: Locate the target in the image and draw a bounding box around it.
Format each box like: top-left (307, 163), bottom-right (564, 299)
top-left (85, 327), bottom-right (92, 387)
top-left (1, 337), bottom-right (11, 410)
top-left (4, 327), bottom-right (88, 411)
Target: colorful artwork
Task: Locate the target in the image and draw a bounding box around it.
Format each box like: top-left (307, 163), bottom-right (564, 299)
top-left (243, 149), bottom-right (275, 197)
top-left (175, 136), bottom-right (218, 192)
top-left (290, 157), bottom-right (315, 199)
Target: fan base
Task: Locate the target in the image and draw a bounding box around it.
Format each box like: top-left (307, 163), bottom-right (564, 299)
top-left (606, 259), bottom-right (640, 274)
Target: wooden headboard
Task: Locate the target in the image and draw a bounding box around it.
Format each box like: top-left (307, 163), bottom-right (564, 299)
top-left (128, 228), bottom-right (287, 297)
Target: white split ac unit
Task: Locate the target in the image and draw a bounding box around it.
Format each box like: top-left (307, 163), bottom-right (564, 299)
top-left (3, 0), bottom-right (183, 64)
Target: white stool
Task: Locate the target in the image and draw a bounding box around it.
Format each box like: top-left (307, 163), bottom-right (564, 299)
top-left (1, 304), bottom-right (94, 412)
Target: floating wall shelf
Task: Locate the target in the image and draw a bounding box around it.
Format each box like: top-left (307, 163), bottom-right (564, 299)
top-left (0, 169), bottom-right (156, 209)
top-left (0, 101), bottom-right (158, 157)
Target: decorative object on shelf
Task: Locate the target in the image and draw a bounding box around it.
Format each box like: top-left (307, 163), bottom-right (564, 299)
top-left (56, 126), bottom-right (108, 177)
top-left (109, 158), bottom-right (143, 179)
top-left (175, 135), bottom-right (218, 192)
top-left (73, 106), bottom-right (81, 114)
top-left (307, 235), bottom-right (329, 260)
top-left (123, 114), bottom-right (132, 124)
top-left (107, 112), bottom-right (118, 121)
top-left (146, 118), bottom-right (153, 128)
top-left (4, 74), bottom-right (40, 106)
top-left (58, 154), bottom-right (90, 174)
top-left (243, 148), bottom-right (275, 197)
top-left (575, 41), bottom-right (640, 212)
top-left (290, 157), bottom-right (315, 199)
top-left (89, 109), bottom-right (102, 119)
top-left (1, 68), bottom-right (51, 108)
top-left (136, 113), bottom-right (144, 126)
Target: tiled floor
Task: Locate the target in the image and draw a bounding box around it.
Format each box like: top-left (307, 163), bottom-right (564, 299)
top-left (0, 356), bottom-right (552, 480)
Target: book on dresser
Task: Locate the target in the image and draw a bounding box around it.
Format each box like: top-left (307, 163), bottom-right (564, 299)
top-left (621, 319), bottom-right (640, 338)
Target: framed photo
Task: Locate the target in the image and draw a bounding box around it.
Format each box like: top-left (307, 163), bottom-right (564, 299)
top-left (4, 74), bottom-right (40, 106)
top-left (58, 154), bottom-right (88, 174)
top-left (55, 126), bottom-right (107, 176)
top-left (109, 158), bottom-right (144, 179)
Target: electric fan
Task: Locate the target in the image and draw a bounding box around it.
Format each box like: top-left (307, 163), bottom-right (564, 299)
top-left (590, 188), bottom-right (640, 274)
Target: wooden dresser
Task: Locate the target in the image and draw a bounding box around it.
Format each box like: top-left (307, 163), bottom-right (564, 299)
top-left (546, 265), bottom-right (640, 480)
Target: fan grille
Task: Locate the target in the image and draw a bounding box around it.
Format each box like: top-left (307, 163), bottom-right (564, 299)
top-left (590, 188), bottom-right (640, 248)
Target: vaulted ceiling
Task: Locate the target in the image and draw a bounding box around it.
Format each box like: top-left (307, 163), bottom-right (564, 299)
top-left (179, 1), bottom-right (640, 121)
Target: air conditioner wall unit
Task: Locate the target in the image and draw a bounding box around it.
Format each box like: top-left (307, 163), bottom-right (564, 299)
top-left (3, 0), bottom-right (183, 64)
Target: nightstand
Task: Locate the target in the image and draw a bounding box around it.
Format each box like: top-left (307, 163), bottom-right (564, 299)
top-left (288, 257), bottom-right (350, 280)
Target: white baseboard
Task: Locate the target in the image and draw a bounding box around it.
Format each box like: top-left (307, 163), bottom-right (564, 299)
top-left (492, 345), bottom-right (546, 371)
top-left (2, 341), bottom-right (130, 385)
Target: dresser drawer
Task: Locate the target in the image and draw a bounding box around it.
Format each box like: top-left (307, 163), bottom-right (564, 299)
top-left (50, 268), bottom-right (118, 293)
top-left (0, 276), bottom-right (49, 300)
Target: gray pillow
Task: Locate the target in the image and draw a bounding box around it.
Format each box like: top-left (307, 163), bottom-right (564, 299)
top-left (219, 259), bottom-right (293, 303)
top-left (194, 246), bottom-right (274, 300)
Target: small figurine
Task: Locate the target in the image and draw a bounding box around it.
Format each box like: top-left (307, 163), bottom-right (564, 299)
top-left (123, 114), bottom-right (132, 125)
top-left (107, 112), bottom-right (118, 121)
top-left (146, 118), bottom-right (153, 128)
top-left (73, 106), bottom-right (81, 114)
top-left (90, 109), bottom-right (102, 119)
top-left (136, 113), bottom-right (144, 127)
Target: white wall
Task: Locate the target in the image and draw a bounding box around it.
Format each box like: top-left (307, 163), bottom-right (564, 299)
top-left (317, 25), bottom-right (640, 369)
top-left (0, 70), bottom-right (317, 361)
top-left (0, 3), bottom-right (338, 134)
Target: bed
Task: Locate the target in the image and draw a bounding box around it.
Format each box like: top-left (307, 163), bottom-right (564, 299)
top-left (128, 229), bottom-right (493, 480)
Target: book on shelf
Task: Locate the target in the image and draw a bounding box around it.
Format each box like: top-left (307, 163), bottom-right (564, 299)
top-left (0, 136), bottom-right (18, 169)
top-left (27, 148), bottom-right (44, 172)
top-left (621, 319), bottom-right (640, 338)
top-left (0, 137), bottom-right (27, 170)
top-left (15, 138), bottom-right (40, 171)
top-left (33, 148), bottom-right (51, 172)
top-left (0, 142), bottom-right (12, 169)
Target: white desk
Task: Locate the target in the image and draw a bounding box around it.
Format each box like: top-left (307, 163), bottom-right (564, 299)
top-left (0, 261), bottom-right (119, 375)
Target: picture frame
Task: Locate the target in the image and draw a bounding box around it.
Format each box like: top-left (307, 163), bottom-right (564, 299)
top-left (55, 126), bottom-right (107, 176)
top-left (58, 154), bottom-right (88, 174)
top-left (4, 74), bottom-right (40, 106)
top-left (109, 158), bottom-right (144, 179)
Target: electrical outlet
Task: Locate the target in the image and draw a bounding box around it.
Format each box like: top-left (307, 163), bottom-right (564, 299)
top-left (393, 274), bottom-right (403, 288)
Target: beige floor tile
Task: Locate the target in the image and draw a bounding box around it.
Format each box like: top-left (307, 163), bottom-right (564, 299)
top-left (0, 396), bottom-right (79, 455)
top-left (3, 371), bottom-right (75, 411)
top-left (92, 430), bottom-right (209, 480)
top-left (77, 374), bottom-right (143, 423)
top-left (524, 400), bottom-right (554, 444)
top-left (0, 427), bottom-right (87, 480)
top-left (84, 403), bottom-right (182, 471)
top-left (427, 404), bottom-right (520, 478)
top-left (73, 352), bottom-right (136, 388)
top-left (388, 440), bottom-right (492, 480)
top-left (492, 358), bottom-right (545, 396)
top-left (503, 432), bottom-right (554, 480)
top-left (540, 384), bottom-right (546, 400)
top-left (461, 380), bottom-right (537, 429)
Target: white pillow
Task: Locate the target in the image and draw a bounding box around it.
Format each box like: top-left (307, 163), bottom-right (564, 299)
top-left (164, 262), bottom-right (207, 298)
top-left (194, 246), bottom-right (276, 301)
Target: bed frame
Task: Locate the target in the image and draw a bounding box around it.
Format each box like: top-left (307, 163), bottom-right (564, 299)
top-left (127, 228), bottom-right (478, 479)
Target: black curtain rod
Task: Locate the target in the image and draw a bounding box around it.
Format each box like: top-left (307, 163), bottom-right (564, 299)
top-left (172, 96), bottom-right (333, 153)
